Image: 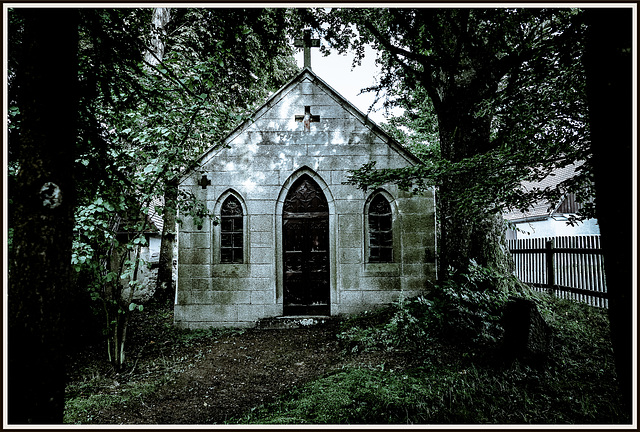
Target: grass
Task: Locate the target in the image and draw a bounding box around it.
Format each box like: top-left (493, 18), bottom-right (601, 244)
top-left (65, 379), bottom-right (163, 424)
top-left (64, 304), bottom-right (243, 424)
top-left (237, 294), bottom-right (629, 425)
top-left (64, 292), bottom-right (630, 425)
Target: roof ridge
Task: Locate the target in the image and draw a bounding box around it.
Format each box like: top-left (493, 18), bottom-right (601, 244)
top-left (181, 67), bottom-right (423, 183)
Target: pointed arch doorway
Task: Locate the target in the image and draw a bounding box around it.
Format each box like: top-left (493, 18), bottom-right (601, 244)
top-left (282, 175), bottom-right (330, 316)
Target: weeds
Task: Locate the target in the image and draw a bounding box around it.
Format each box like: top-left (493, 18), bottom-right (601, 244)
top-left (66, 269), bottom-right (629, 425)
top-left (338, 295), bottom-right (435, 356)
top-left (241, 279), bottom-right (628, 424)
top-left (338, 261), bottom-right (511, 358)
top-left (64, 304), bottom-right (239, 424)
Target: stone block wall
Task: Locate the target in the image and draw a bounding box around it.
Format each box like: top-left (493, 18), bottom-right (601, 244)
top-left (175, 71), bottom-right (437, 329)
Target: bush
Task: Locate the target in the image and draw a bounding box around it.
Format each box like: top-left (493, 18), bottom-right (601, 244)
top-left (338, 295), bottom-right (434, 355)
top-left (339, 261), bottom-right (511, 356)
top-left (243, 295), bottom-right (626, 425)
top-left (430, 261), bottom-right (511, 345)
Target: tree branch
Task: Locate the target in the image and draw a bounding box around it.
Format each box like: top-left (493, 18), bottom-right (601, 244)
top-left (361, 16), bottom-right (441, 109)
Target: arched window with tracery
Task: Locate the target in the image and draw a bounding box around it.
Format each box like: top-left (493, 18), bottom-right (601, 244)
top-left (368, 193), bottom-right (393, 263)
top-left (220, 195), bottom-right (243, 263)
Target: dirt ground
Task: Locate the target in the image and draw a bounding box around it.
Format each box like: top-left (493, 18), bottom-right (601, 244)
top-left (70, 316), bottom-right (410, 425)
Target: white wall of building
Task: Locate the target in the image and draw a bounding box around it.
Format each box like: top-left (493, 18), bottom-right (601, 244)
top-left (510, 217), bottom-right (600, 239)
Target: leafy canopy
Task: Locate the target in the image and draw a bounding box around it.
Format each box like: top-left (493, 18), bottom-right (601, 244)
top-left (9, 7), bottom-right (303, 368)
top-left (308, 8), bottom-right (592, 221)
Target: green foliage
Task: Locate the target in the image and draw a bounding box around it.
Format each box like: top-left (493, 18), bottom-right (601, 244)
top-left (6, 7), bottom-right (301, 369)
top-left (242, 296), bottom-right (625, 425)
top-left (71, 7), bottom-right (300, 240)
top-left (339, 262), bottom-right (512, 358)
top-left (338, 296), bottom-right (433, 356)
top-left (431, 262), bottom-right (512, 345)
top-left (312, 8), bottom-right (593, 278)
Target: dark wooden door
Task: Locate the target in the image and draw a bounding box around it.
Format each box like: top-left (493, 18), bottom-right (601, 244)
top-left (283, 176), bottom-right (330, 316)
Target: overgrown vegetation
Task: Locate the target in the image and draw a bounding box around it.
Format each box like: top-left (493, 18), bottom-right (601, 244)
top-left (239, 277), bottom-right (627, 424)
top-left (339, 261), bottom-right (513, 357)
top-left (63, 230), bottom-right (628, 423)
top-left (10, 7), bottom-right (631, 424)
top-left (64, 305), bottom-right (243, 424)
top-left (65, 272), bottom-right (628, 425)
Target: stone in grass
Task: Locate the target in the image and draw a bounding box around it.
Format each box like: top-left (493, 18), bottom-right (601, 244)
top-left (502, 296), bottom-right (552, 364)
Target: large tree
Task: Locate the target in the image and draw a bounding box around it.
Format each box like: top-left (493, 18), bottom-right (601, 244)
top-left (311, 8), bottom-right (590, 285)
top-left (7, 8), bottom-right (79, 424)
top-left (309, 7), bottom-right (633, 414)
top-left (583, 7), bottom-right (633, 417)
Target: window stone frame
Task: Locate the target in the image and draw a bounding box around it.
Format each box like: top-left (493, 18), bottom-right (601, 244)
top-left (363, 189), bottom-right (401, 276)
top-left (213, 189), bottom-right (249, 277)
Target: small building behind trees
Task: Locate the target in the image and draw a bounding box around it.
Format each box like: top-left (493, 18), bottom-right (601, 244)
top-left (504, 163), bottom-right (600, 239)
top-left (114, 201), bottom-right (177, 304)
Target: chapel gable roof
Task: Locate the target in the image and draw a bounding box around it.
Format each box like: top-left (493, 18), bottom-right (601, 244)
top-left (184, 67), bottom-right (422, 177)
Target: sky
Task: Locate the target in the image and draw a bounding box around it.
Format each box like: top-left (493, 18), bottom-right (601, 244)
top-left (293, 42), bottom-right (401, 126)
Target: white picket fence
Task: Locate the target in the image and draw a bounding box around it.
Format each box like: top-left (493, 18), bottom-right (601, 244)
top-left (508, 235), bottom-right (608, 308)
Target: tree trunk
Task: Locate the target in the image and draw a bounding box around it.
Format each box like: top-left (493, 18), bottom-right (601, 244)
top-left (107, 307), bottom-right (131, 372)
top-left (584, 8), bottom-right (633, 418)
top-left (8, 8), bottom-right (79, 424)
top-left (440, 192), bottom-right (515, 285)
top-left (156, 178), bottom-right (178, 304)
top-left (144, 7), bottom-right (171, 68)
top-left (145, 8), bottom-right (177, 305)
top-left (436, 97), bottom-right (516, 284)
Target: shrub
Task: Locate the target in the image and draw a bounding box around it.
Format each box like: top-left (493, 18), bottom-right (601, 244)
top-left (430, 261), bottom-right (511, 346)
top-left (339, 261), bottom-right (512, 356)
top-left (338, 295), bottom-right (435, 356)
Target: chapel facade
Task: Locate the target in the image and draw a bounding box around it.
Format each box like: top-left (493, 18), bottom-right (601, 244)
top-left (175, 68), bottom-right (437, 328)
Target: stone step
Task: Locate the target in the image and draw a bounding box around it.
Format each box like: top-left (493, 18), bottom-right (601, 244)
top-left (255, 315), bottom-right (336, 330)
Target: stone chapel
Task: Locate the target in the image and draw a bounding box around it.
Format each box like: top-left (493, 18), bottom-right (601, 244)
top-left (175, 64), bottom-right (437, 328)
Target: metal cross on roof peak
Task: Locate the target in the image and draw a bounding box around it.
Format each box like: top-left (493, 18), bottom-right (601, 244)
top-left (294, 29), bottom-right (320, 69)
